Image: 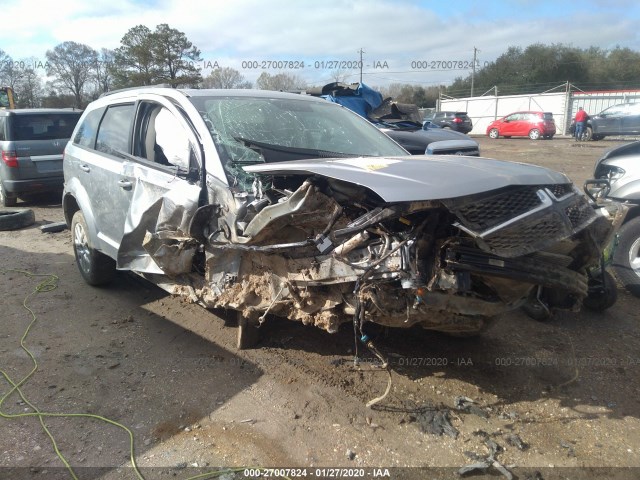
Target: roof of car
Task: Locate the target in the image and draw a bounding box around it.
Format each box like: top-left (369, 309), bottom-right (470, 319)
top-left (0, 108), bottom-right (83, 116)
top-left (98, 86), bottom-right (327, 103)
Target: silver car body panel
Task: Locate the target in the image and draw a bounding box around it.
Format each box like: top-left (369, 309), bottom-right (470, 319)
top-left (244, 155), bottom-right (569, 202)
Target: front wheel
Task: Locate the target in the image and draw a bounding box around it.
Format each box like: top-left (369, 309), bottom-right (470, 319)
top-left (613, 217), bottom-right (640, 297)
top-left (71, 210), bottom-right (116, 286)
top-left (583, 127), bottom-right (594, 141)
top-left (488, 128), bottom-right (499, 139)
top-left (528, 128), bottom-right (541, 140)
top-left (583, 271), bottom-right (618, 312)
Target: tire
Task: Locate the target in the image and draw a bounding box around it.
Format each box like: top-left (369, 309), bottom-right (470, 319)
top-left (0, 182), bottom-right (17, 207)
top-left (612, 217), bottom-right (640, 297)
top-left (543, 134), bottom-right (554, 140)
top-left (71, 210), bottom-right (116, 286)
top-left (528, 129), bottom-right (541, 140)
top-left (583, 127), bottom-right (594, 141)
top-left (0, 208), bottom-right (35, 231)
top-left (583, 271), bottom-right (618, 312)
top-left (488, 128), bottom-right (499, 139)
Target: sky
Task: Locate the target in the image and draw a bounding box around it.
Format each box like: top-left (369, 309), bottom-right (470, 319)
top-left (1, 0), bottom-right (639, 88)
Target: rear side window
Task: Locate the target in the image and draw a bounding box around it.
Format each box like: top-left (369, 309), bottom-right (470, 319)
top-left (10, 113), bottom-right (81, 141)
top-left (74, 108), bottom-right (105, 148)
top-left (96, 104), bottom-right (135, 156)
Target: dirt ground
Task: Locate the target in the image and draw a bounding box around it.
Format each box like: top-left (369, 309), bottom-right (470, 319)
top-left (2, 137), bottom-right (640, 480)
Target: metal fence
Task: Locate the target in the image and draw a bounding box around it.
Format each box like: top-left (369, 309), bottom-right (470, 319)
top-left (438, 84), bottom-right (640, 136)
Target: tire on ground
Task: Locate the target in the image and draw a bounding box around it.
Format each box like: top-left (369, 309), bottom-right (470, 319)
top-left (0, 208), bottom-right (35, 231)
top-left (71, 210), bottom-right (116, 286)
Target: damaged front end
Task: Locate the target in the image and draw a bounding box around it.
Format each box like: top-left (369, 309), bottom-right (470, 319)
top-left (126, 156), bottom-right (623, 338)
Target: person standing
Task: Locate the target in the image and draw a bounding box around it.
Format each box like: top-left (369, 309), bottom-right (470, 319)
top-left (574, 106), bottom-right (588, 141)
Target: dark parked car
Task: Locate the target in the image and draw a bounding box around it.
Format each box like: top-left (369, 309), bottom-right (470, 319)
top-left (376, 121), bottom-right (479, 156)
top-left (585, 141), bottom-right (640, 296)
top-left (0, 108), bottom-right (81, 206)
top-left (424, 111), bottom-right (473, 134)
top-left (487, 111), bottom-right (556, 140)
top-left (63, 87), bottom-right (618, 350)
top-left (578, 102), bottom-right (640, 141)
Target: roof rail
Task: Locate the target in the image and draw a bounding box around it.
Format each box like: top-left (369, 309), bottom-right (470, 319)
top-left (99, 84), bottom-right (173, 98)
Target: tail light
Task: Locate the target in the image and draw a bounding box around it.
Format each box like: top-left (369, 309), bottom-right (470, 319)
top-left (1, 150), bottom-right (18, 168)
top-left (453, 117), bottom-right (462, 123)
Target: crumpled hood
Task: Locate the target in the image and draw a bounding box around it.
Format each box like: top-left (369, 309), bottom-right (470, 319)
top-left (244, 155), bottom-right (570, 202)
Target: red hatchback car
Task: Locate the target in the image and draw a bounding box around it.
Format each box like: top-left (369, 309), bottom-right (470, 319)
top-left (486, 111), bottom-right (556, 140)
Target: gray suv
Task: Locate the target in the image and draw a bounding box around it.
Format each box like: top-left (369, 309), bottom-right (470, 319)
top-left (0, 109), bottom-right (81, 206)
top-left (63, 87), bottom-right (619, 348)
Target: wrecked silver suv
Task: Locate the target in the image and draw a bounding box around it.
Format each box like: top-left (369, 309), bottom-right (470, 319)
top-left (63, 88), bottom-right (621, 348)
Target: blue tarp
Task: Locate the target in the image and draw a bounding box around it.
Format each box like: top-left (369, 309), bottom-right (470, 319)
top-left (322, 83), bottom-right (383, 118)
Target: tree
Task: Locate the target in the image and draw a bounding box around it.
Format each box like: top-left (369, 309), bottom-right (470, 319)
top-left (255, 72), bottom-right (306, 91)
top-left (92, 48), bottom-right (115, 97)
top-left (0, 49), bottom-right (13, 85)
top-left (14, 58), bottom-right (43, 107)
top-left (151, 23), bottom-right (202, 87)
top-left (46, 41), bottom-right (98, 108)
top-left (202, 67), bottom-right (251, 89)
top-left (111, 24), bottom-right (202, 88)
top-left (111, 25), bottom-right (157, 88)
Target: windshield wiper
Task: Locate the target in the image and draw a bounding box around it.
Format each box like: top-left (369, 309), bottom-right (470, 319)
top-left (233, 136), bottom-right (367, 160)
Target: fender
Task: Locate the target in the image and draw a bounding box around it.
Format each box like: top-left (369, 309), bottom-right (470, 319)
top-left (63, 178), bottom-right (112, 257)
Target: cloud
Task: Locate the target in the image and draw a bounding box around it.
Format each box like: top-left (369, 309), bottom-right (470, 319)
top-left (0, 0), bottom-right (638, 86)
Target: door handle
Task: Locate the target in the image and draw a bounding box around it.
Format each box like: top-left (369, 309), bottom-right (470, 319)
top-left (80, 164), bottom-right (90, 173)
top-left (118, 179), bottom-right (133, 190)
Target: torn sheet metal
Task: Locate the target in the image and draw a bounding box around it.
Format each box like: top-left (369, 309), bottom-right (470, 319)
top-left (118, 176), bottom-right (200, 273)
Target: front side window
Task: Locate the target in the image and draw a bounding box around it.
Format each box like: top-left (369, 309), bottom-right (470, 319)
top-left (96, 104), bottom-right (135, 156)
top-left (602, 104), bottom-right (627, 117)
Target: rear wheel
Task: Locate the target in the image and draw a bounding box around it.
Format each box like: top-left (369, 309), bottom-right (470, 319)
top-left (71, 210), bottom-right (116, 286)
top-left (613, 217), bottom-right (640, 297)
top-left (528, 128), bottom-right (541, 140)
top-left (488, 128), bottom-right (499, 139)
